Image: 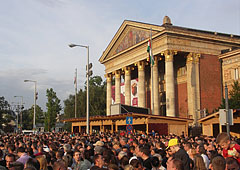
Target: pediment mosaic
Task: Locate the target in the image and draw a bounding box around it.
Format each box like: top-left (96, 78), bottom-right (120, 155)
top-left (114, 27), bottom-right (158, 55)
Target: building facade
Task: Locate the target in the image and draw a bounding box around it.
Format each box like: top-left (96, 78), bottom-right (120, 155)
top-left (220, 48), bottom-right (240, 93)
top-left (99, 16), bottom-right (240, 126)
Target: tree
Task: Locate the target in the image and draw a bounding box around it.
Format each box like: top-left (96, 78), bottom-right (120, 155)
top-left (45, 88), bottom-right (61, 131)
top-left (22, 105), bottom-right (44, 130)
top-left (0, 96), bottom-right (15, 132)
top-left (220, 81), bottom-right (240, 109)
top-left (63, 75), bottom-right (106, 131)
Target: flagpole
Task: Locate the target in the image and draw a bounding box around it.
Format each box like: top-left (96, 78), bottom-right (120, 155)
top-left (75, 68), bottom-right (77, 118)
top-left (150, 28), bottom-right (154, 114)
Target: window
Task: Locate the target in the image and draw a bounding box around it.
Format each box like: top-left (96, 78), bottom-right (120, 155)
top-left (234, 68), bottom-right (239, 80)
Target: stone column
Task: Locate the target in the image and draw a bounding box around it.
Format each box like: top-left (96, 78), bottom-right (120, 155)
top-left (194, 54), bottom-right (201, 124)
top-left (187, 53), bottom-right (200, 125)
top-left (106, 74), bottom-right (112, 116)
top-left (138, 61), bottom-right (146, 107)
top-left (187, 53), bottom-right (196, 121)
top-left (165, 50), bottom-right (176, 117)
top-left (153, 56), bottom-right (160, 115)
top-left (125, 66), bottom-right (131, 105)
top-left (115, 70), bottom-right (121, 104)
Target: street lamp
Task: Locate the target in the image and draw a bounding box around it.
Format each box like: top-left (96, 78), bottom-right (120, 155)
top-left (14, 96), bottom-right (23, 132)
top-left (24, 80), bottom-right (37, 130)
top-left (69, 43), bottom-right (90, 135)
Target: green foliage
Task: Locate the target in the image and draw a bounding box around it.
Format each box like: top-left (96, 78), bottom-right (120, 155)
top-left (45, 88), bottom-right (61, 131)
top-left (0, 96), bottom-right (15, 132)
top-left (22, 105), bottom-right (44, 130)
top-left (220, 81), bottom-right (240, 109)
top-left (63, 75), bottom-right (106, 126)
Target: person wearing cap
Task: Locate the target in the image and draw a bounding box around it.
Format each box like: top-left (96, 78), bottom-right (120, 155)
top-left (93, 141), bottom-right (104, 147)
top-left (166, 139), bottom-right (190, 170)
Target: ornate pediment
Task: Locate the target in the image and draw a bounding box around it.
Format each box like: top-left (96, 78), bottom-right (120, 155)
top-left (99, 20), bottom-right (162, 64)
top-left (114, 27), bottom-right (157, 55)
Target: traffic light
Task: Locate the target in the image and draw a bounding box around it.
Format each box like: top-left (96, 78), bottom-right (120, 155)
top-left (86, 63), bottom-right (93, 77)
top-left (35, 92), bottom-right (38, 100)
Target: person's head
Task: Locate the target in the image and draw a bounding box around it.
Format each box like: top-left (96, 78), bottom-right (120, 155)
top-left (184, 142), bottom-right (192, 152)
top-left (9, 162), bottom-right (24, 170)
top-left (216, 132), bottom-right (230, 150)
top-left (167, 139), bottom-right (180, 154)
top-left (151, 156), bottom-right (160, 168)
top-left (53, 160), bottom-right (67, 170)
top-left (210, 156), bottom-right (226, 170)
top-left (5, 154), bottom-right (16, 169)
top-left (108, 164), bottom-right (119, 170)
top-left (139, 147), bottom-right (150, 159)
top-left (120, 137), bottom-right (127, 146)
top-left (63, 144), bottom-right (71, 153)
top-left (120, 156), bottom-right (129, 169)
top-left (25, 158), bottom-right (40, 170)
top-left (7, 144), bottom-right (15, 153)
top-left (56, 150), bottom-right (64, 160)
top-left (197, 145), bottom-right (206, 155)
top-left (73, 150), bottom-right (81, 163)
top-left (17, 147), bottom-right (25, 157)
top-left (225, 157), bottom-right (239, 170)
top-left (94, 146), bottom-right (104, 155)
top-left (194, 155), bottom-right (207, 170)
top-left (167, 157), bottom-right (184, 170)
top-left (118, 151), bottom-right (127, 161)
top-left (93, 154), bottom-right (104, 168)
top-left (130, 159), bottom-right (143, 170)
top-left (124, 165), bottom-right (134, 170)
top-left (35, 155), bottom-right (47, 170)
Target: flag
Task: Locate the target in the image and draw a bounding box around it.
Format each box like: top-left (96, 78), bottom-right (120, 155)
top-left (74, 76), bottom-right (76, 85)
top-left (74, 69), bottom-right (77, 88)
top-left (147, 40), bottom-right (154, 65)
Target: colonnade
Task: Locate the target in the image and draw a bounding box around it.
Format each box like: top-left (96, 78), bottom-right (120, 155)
top-left (106, 50), bottom-right (200, 125)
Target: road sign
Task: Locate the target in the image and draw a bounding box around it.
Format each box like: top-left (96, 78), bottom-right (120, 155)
top-left (219, 109), bottom-right (233, 125)
top-left (126, 124), bottom-right (133, 131)
top-left (126, 116), bottom-right (133, 124)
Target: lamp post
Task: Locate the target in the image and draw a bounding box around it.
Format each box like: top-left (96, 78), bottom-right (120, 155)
top-left (14, 96), bottom-right (23, 132)
top-left (24, 80), bottom-right (37, 130)
top-left (69, 43), bottom-right (90, 135)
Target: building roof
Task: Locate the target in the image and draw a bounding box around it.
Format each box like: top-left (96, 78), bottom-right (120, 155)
top-left (63, 112), bottom-right (193, 123)
top-left (219, 48), bottom-right (240, 59)
top-left (198, 109), bottom-right (240, 123)
top-left (99, 17), bottom-right (240, 65)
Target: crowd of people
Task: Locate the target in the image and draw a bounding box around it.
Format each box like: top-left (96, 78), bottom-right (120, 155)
top-left (0, 131), bottom-right (239, 170)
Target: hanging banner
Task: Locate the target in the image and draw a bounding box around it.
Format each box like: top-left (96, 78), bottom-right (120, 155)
top-left (131, 78), bottom-right (138, 106)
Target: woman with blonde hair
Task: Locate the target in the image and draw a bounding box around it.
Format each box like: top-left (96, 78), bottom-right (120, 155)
top-left (193, 155), bottom-right (207, 170)
top-left (36, 155), bottom-right (48, 170)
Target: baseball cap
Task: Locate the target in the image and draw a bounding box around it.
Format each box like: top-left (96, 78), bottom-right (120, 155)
top-left (166, 139), bottom-right (179, 150)
top-left (93, 141), bottom-right (104, 147)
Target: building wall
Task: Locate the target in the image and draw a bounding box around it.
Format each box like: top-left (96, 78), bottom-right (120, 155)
top-left (176, 82), bottom-right (188, 118)
top-left (221, 51), bottom-right (240, 94)
top-left (200, 54), bottom-right (222, 113)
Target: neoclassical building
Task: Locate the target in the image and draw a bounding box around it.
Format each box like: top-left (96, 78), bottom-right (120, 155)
top-left (99, 16), bottom-right (240, 126)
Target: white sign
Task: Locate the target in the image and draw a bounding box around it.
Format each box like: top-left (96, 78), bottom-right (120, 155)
top-left (219, 109), bottom-right (233, 126)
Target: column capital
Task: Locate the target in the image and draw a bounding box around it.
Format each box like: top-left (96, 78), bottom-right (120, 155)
top-left (114, 70), bottom-right (121, 78)
top-left (106, 73), bottom-right (112, 82)
top-left (138, 61), bottom-right (145, 71)
top-left (163, 50), bottom-right (177, 62)
top-left (187, 53), bottom-right (194, 64)
top-left (194, 53), bottom-right (201, 64)
top-left (124, 66), bottom-right (131, 75)
top-left (187, 53), bottom-right (201, 64)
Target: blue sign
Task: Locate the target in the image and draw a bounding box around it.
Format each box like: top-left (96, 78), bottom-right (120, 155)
top-left (126, 124), bottom-right (133, 131)
top-left (126, 116), bottom-right (133, 124)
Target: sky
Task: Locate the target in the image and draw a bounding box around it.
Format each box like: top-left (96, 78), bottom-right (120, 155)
top-left (0, 0), bottom-right (239, 112)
